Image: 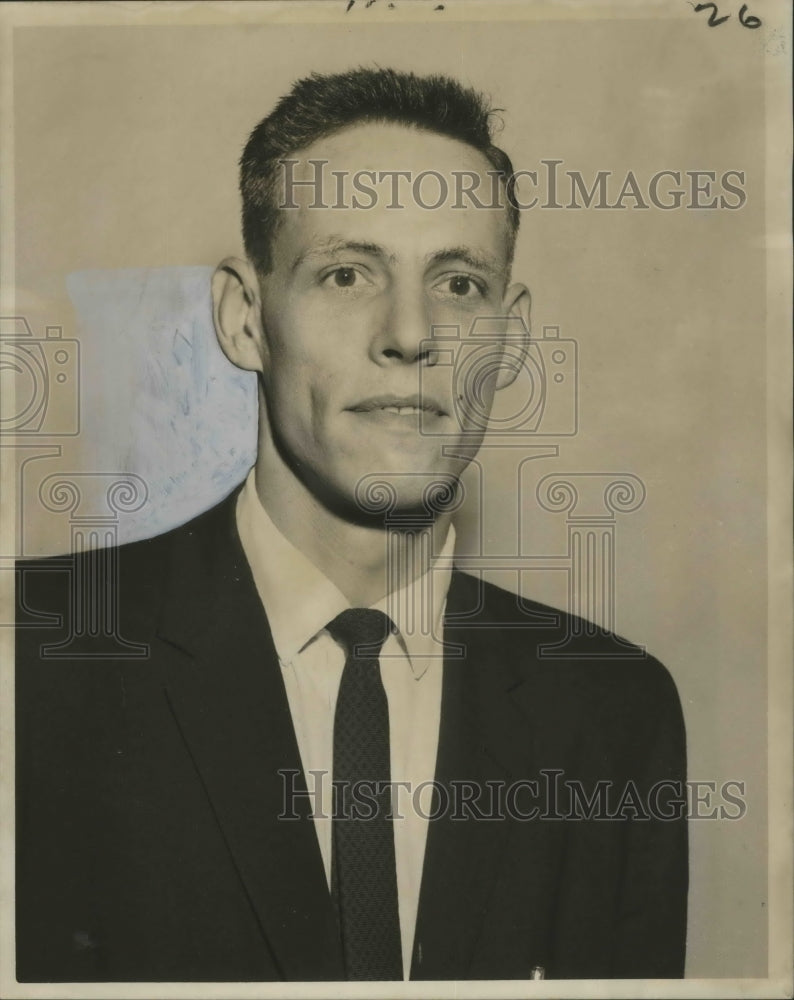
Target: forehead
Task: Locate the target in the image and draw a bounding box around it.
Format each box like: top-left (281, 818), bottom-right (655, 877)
top-left (271, 121), bottom-right (511, 268)
top-left (298, 120), bottom-right (493, 177)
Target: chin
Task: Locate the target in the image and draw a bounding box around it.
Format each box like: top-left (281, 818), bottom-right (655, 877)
top-left (366, 443), bottom-right (456, 475)
top-left (344, 463), bottom-right (462, 523)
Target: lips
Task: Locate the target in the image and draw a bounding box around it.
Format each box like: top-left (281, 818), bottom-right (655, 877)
top-left (349, 393), bottom-right (447, 417)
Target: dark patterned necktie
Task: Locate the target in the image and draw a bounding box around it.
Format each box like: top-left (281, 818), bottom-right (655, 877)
top-left (326, 608), bottom-right (403, 981)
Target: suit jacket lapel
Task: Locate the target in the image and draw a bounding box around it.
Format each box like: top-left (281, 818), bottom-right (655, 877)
top-left (156, 493), bottom-right (344, 981)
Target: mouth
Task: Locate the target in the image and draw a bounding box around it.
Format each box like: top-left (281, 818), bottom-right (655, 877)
top-left (349, 394), bottom-right (447, 418)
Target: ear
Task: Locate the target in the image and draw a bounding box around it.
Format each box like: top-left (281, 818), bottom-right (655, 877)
top-left (495, 281), bottom-right (531, 390)
top-left (211, 256), bottom-right (266, 373)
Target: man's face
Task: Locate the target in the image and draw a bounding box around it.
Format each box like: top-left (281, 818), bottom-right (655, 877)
top-left (251, 122), bottom-right (527, 515)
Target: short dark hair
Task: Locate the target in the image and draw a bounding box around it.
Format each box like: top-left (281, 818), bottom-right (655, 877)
top-left (240, 67), bottom-right (520, 274)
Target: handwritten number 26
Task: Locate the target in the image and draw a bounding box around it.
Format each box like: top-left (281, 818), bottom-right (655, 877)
top-left (694, 2), bottom-right (761, 28)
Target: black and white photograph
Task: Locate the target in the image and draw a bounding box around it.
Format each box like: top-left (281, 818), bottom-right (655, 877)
top-left (1, 1), bottom-right (791, 997)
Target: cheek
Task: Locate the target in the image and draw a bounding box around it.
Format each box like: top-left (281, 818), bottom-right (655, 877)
top-left (267, 297), bottom-right (349, 371)
top-left (264, 347), bottom-right (341, 448)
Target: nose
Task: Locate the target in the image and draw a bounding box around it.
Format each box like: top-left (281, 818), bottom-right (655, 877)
top-left (370, 279), bottom-right (435, 366)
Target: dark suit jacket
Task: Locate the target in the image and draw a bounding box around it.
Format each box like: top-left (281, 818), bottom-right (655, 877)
top-left (15, 487), bottom-right (688, 982)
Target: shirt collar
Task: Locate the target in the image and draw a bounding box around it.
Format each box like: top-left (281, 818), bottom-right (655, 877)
top-left (236, 467), bottom-right (454, 679)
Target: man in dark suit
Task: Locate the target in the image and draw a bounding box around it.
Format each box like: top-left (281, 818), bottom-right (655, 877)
top-left (16, 67), bottom-right (688, 983)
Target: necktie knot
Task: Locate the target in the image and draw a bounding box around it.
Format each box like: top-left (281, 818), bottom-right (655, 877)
top-left (326, 608), bottom-right (394, 659)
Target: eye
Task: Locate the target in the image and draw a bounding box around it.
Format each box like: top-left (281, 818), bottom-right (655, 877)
top-left (436, 274), bottom-right (486, 299)
top-left (321, 266), bottom-right (369, 290)
top-left (332, 267), bottom-right (357, 287)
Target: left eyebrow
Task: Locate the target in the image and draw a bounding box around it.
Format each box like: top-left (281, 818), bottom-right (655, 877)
top-left (424, 246), bottom-right (503, 278)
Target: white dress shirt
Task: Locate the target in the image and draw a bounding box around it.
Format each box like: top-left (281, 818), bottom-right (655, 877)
top-left (235, 468), bottom-right (453, 979)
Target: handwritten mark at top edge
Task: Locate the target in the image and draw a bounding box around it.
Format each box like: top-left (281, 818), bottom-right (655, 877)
top-left (345, 0), bottom-right (447, 11)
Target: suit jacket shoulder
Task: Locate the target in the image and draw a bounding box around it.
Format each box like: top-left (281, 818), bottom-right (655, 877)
top-left (451, 568), bottom-right (682, 718)
top-left (16, 485), bottom-right (241, 622)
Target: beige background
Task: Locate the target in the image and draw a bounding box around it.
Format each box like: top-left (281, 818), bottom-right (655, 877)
top-left (8, 6), bottom-right (773, 982)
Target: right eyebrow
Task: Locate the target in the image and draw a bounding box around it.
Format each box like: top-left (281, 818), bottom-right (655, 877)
top-left (290, 237), bottom-right (395, 271)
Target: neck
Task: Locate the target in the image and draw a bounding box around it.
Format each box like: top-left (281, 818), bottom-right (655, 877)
top-left (253, 430), bottom-right (452, 609)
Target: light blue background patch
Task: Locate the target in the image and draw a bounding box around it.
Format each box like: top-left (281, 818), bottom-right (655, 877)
top-left (67, 267), bottom-right (257, 542)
